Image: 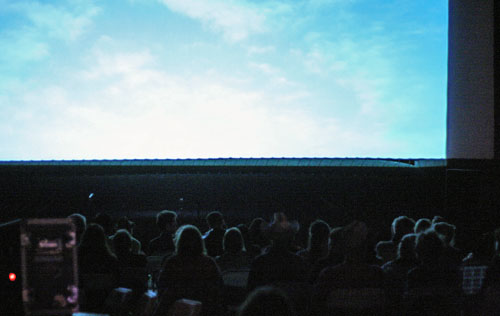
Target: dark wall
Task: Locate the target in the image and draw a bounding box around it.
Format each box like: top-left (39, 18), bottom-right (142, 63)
top-left (1, 161), bottom-right (500, 252)
top-left (0, 165), bottom-right (445, 242)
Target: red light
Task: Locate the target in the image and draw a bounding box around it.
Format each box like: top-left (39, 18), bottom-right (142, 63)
top-left (9, 273), bottom-right (16, 282)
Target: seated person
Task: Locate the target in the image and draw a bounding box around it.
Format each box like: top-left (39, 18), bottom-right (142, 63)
top-left (113, 229), bottom-right (148, 301)
top-left (414, 218), bottom-right (432, 234)
top-left (309, 226), bottom-right (345, 283)
top-left (113, 229), bottom-right (147, 269)
top-left (78, 223), bottom-right (120, 277)
top-left (93, 213), bottom-right (115, 251)
top-left (382, 233), bottom-right (418, 312)
top-left (407, 230), bottom-right (461, 315)
top-left (432, 215), bottom-right (446, 224)
top-left (148, 210), bottom-right (177, 255)
top-left (433, 221), bottom-right (463, 268)
top-left (314, 221), bottom-right (386, 314)
top-left (156, 225), bottom-right (224, 316)
top-left (78, 224), bottom-right (120, 311)
top-left (203, 211), bottom-right (226, 257)
top-left (248, 217), bottom-right (270, 249)
top-left (216, 227), bottom-right (252, 272)
top-left (68, 213), bottom-right (87, 246)
top-left (112, 216), bottom-right (142, 254)
top-left (238, 223), bottom-right (261, 258)
top-left (391, 216), bottom-right (416, 246)
top-left (297, 219), bottom-right (330, 267)
top-left (375, 240), bottom-right (396, 266)
top-left (247, 213), bottom-right (307, 290)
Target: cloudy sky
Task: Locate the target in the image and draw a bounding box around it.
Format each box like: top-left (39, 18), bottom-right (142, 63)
top-left (0, 0), bottom-right (447, 160)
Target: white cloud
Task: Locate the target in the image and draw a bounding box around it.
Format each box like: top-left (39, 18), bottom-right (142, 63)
top-left (249, 62), bottom-right (279, 75)
top-left (159, 0), bottom-right (267, 41)
top-left (247, 45), bottom-right (275, 55)
top-left (0, 1), bottom-right (100, 72)
top-left (8, 1), bottom-right (101, 42)
top-left (0, 44), bottom-right (401, 159)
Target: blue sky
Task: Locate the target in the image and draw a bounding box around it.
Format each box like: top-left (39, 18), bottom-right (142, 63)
top-left (0, 0), bottom-right (448, 160)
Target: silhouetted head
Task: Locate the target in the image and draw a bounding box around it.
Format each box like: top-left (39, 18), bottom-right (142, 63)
top-left (113, 229), bottom-right (132, 255)
top-left (414, 218), bottom-right (432, 234)
top-left (224, 227), bottom-right (246, 254)
top-left (80, 223), bottom-right (113, 255)
top-left (237, 223), bottom-right (250, 245)
top-left (432, 215), bottom-right (445, 224)
top-left (156, 210), bottom-right (177, 232)
top-left (398, 233), bottom-right (417, 261)
top-left (308, 219), bottom-right (330, 249)
top-left (307, 219), bottom-right (330, 259)
top-left (329, 226), bottom-right (345, 256)
top-left (68, 213), bottom-right (86, 244)
top-left (238, 286), bottom-right (296, 316)
top-left (262, 213), bottom-right (299, 248)
top-left (391, 216), bottom-right (415, 243)
top-left (432, 222), bottom-right (456, 246)
top-left (116, 216), bottom-right (135, 234)
top-left (175, 224), bottom-right (206, 257)
top-left (375, 240), bottom-right (396, 263)
top-left (415, 230), bottom-right (444, 265)
top-left (249, 217), bottom-right (268, 247)
top-left (206, 211), bottom-right (225, 230)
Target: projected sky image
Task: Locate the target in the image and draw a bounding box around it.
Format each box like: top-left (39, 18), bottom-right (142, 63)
top-left (0, 0), bottom-right (447, 160)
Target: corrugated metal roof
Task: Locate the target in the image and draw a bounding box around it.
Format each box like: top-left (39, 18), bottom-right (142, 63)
top-left (0, 158), bottom-right (446, 168)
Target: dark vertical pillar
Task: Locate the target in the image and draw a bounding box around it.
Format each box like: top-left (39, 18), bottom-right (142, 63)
top-left (447, 0), bottom-right (494, 159)
top-left (495, 0), bottom-right (500, 159)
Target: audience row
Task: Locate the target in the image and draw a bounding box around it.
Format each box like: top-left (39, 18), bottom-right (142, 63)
top-left (68, 211), bottom-right (500, 316)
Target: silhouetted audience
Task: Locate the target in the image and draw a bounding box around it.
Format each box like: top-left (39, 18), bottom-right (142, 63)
top-left (113, 229), bottom-right (147, 301)
top-left (433, 221), bottom-right (463, 268)
top-left (310, 226), bottom-right (345, 283)
top-left (216, 227), bottom-right (252, 272)
top-left (248, 217), bottom-right (269, 249)
top-left (113, 229), bottom-right (147, 269)
top-left (314, 221), bottom-right (386, 314)
top-left (156, 224), bottom-right (223, 316)
top-left (375, 240), bottom-right (396, 266)
top-left (297, 219), bottom-right (330, 267)
top-left (462, 232), bottom-right (495, 314)
top-left (247, 213), bottom-right (307, 290)
top-left (203, 211), bottom-right (226, 257)
top-left (374, 215), bottom-right (415, 265)
top-left (68, 213), bottom-right (86, 246)
top-left (391, 216), bottom-right (416, 244)
top-left (93, 212), bottom-right (115, 250)
top-left (414, 218), bottom-right (432, 234)
top-left (406, 230), bottom-right (461, 314)
top-left (112, 216), bottom-right (142, 254)
top-left (432, 215), bottom-right (446, 224)
top-left (148, 210), bottom-right (177, 255)
top-left (61, 208), bottom-right (496, 316)
top-left (382, 233), bottom-right (418, 313)
top-left (78, 223), bottom-right (120, 312)
top-left (238, 223), bottom-right (261, 257)
top-left (78, 223), bottom-right (120, 277)
top-left (237, 286), bottom-right (296, 316)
